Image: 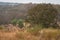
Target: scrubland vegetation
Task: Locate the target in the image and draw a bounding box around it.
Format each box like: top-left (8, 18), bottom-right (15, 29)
top-left (0, 25), bottom-right (60, 40)
top-left (0, 3), bottom-right (60, 40)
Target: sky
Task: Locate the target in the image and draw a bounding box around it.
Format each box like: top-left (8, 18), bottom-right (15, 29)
top-left (0, 0), bottom-right (60, 4)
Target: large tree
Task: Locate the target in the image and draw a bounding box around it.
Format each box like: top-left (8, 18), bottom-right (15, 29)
top-left (27, 4), bottom-right (58, 28)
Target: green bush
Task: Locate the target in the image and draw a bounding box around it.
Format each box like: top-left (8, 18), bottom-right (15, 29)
top-left (17, 19), bottom-right (24, 28)
top-left (11, 19), bottom-right (24, 28)
top-left (11, 19), bottom-right (17, 26)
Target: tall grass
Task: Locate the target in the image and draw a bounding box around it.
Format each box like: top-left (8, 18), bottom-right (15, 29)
top-left (0, 25), bottom-right (60, 40)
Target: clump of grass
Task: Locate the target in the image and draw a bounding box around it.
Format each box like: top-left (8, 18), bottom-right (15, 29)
top-left (39, 29), bottom-right (60, 40)
top-left (0, 26), bottom-right (5, 30)
top-left (27, 24), bottom-right (43, 36)
top-left (15, 32), bottom-right (25, 40)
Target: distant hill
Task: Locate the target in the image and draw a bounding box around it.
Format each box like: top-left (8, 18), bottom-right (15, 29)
top-left (0, 2), bottom-right (36, 24)
top-left (0, 2), bottom-right (60, 24)
top-left (0, 2), bottom-right (19, 5)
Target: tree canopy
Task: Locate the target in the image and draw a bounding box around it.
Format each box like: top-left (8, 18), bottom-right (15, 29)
top-left (27, 4), bottom-right (58, 28)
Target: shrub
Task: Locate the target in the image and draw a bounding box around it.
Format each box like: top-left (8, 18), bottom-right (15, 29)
top-left (17, 19), bottom-right (24, 28)
top-left (11, 19), bottom-right (17, 26)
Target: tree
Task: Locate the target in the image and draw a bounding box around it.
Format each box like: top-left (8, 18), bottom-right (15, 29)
top-left (27, 4), bottom-right (58, 28)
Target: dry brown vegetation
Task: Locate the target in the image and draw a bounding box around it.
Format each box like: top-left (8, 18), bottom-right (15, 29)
top-left (0, 25), bottom-right (60, 40)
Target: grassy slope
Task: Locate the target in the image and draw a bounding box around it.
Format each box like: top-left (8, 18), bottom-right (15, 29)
top-left (0, 25), bottom-right (60, 40)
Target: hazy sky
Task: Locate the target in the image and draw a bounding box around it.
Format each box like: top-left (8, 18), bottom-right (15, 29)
top-left (0, 0), bottom-right (60, 4)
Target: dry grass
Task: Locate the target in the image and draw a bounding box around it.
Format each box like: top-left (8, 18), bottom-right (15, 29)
top-left (39, 29), bottom-right (60, 40)
top-left (0, 25), bottom-right (60, 40)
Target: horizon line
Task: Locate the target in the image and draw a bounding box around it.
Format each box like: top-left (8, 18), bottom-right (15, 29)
top-left (0, 1), bottom-right (60, 5)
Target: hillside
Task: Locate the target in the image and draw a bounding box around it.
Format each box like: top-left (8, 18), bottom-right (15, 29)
top-left (0, 2), bottom-right (60, 24)
top-left (0, 2), bottom-right (36, 24)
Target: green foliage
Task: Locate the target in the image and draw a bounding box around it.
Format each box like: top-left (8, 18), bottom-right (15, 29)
top-left (27, 4), bottom-right (58, 28)
top-left (11, 19), bottom-right (17, 26)
top-left (17, 19), bottom-right (24, 28)
top-left (11, 19), bottom-right (24, 28)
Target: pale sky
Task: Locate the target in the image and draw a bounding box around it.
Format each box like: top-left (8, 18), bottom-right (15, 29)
top-left (0, 0), bottom-right (60, 4)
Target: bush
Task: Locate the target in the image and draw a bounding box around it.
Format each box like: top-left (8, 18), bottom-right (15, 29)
top-left (17, 19), bottom-right (24, 28)
top-left (11, 19), bottom-right (17, 26)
